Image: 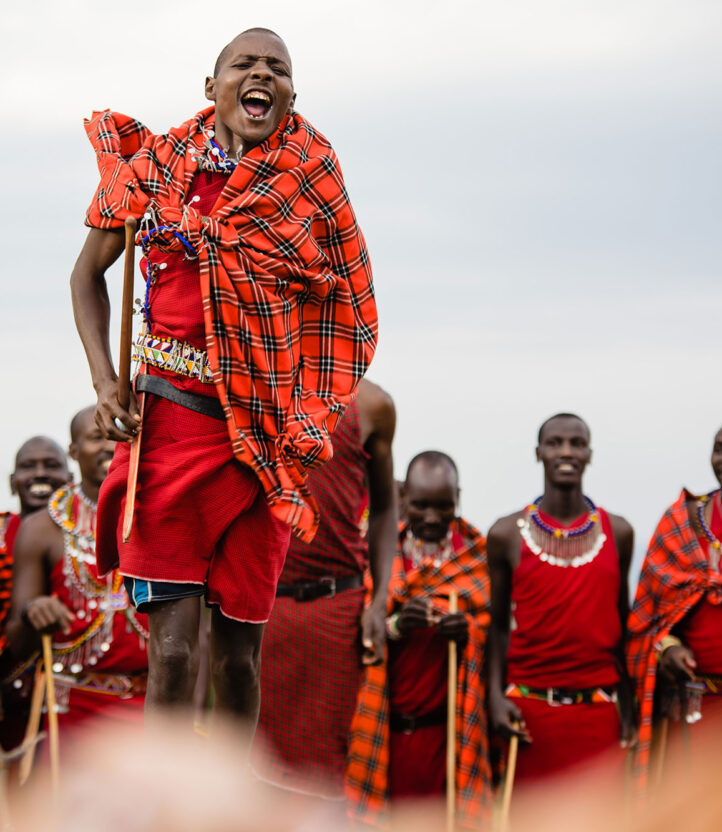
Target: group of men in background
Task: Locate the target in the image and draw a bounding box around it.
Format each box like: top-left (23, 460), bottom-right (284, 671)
top-left (1, 402), bottom-right (720, 828)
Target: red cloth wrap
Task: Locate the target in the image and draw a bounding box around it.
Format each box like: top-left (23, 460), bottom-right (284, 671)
top-left (97, 395), bottom-right (290, 623)
top-left (346, 520), bottom-right (491, 830)
top-left (627, 490), bottom-right (722, 788)
top-left (0, 513), bottom-right (20, 655)
top-left (255, 403), bottom-right (368, 797)
top-left (84, 107), bottom-right (378, 542)
top-left (508, 506), bottom-right (623, 783)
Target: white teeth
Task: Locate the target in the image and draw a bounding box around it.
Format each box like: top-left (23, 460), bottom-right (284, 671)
top-left (28, 483), bottom-right (52, 497)
top-left (101, 459), bottom-right (112, 471)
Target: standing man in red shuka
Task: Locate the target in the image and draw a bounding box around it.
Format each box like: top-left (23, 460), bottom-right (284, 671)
top-left (254, 378), bottom-right (396, 800)
top-left (0, 437), bottom-right (70, 751)
top-left (487, 413), bottom-right (636, 790)
top-left (69, 28), bottom-right (377, 728)
top-left (628, 426), bottom-right (722, 789)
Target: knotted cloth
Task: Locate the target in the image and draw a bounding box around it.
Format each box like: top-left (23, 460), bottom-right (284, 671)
top-left (627, 490), bottom-right (722, 787)
top-left (345, 519), bottom-right (492, 829)
top-left (84, 108), bottom-right (377, 541)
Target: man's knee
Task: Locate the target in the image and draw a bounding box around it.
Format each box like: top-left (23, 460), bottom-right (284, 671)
top-left (211, 642), bottom-right (260, 687)
top-left (150, 633), bottom-right (200, 689)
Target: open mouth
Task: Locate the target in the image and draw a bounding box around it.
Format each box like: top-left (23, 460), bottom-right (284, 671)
top-left (99, 457), bottom-right (113, 473)
top-left (556, 463), bottom-right (576, 473)
top-left (241, 89), bottom-right (273, 120)
top-left (28, 482), bottom-right (53, 498)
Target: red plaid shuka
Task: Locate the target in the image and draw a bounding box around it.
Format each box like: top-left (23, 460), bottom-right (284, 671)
top-left (84, 108), bottom-right (377, 541)
top-left (627, 490), bottom-right (722, 787)
top-left (346, 519), bottom-right (492, 829)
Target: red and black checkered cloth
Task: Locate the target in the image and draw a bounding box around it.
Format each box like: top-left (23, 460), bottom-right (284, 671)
top-left (0, 513), bottom-right (20, 656)
top-left (346, 519), bottom-right (492, 829)
top-left (84, 107), bottom-right (377, 542)
top-left (627, 490), bottom-right (722, 787)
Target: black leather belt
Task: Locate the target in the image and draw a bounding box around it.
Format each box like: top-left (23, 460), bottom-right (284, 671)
top-left (136, 374), bottom-right (225, 420)
top-left (275, 573), bottom-right (363, 602)
top-left (389, 705), bottom-right (447, 734)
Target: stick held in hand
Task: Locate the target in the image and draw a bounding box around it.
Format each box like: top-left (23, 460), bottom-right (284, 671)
top-left (118, 217), bottom-right (137, 412)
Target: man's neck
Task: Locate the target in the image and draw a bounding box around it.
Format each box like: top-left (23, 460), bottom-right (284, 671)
top-left (79, 478), bottom-right (100, 505)
top-left (538, 484), bottom-right (588, 523)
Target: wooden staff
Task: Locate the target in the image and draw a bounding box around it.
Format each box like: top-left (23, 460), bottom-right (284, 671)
top-left (498, 723), bottom-right (519, 832)
top-left (446, 590), bottom-right (458, 832)
top-left (18, 661), bottom-right (46, 786)
top-left (119, 217), bottom-right (143, 542)
top-left (652, 716), bottom-right (669, 789)
top-left (41, 635), bottom-right (59, 795)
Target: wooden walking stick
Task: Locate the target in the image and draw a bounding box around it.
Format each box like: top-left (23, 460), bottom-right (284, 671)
top-left (41, 634), bottom-right (59, 795)
top-left (119, 217), bottom-right (144, 543)
top-left (17, 661), bottom-right (46, 786)
top-left (498, 722), bottom-right (519, 832)
top-left (652, 716), bottom-right (669, 789)
top-left (446, 590), bottom-right (458, 832)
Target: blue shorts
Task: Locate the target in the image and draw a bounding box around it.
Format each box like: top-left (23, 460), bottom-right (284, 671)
top-left (124, 577), bottom-right (205, 613)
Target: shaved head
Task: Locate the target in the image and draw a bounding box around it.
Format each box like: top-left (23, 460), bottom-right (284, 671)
top-left (14, 436), bottom-right (66, 471)
top-left (537, 413), bottom-right (590, 445)
top-left (405, 450), bottom-right (459, 489)
top-left (213, 28), bottom-right (289, 76)
top-left (70, 406), bottom-right (97, 443)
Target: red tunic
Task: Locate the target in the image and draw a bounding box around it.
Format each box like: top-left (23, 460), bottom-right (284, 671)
top-left (96, 172), bottom-right (291, 622)
top-left (255, 401), bottom-right (368, 798)
top-left (508, 506), bottom-right (625, 783)
top-left (0, 513), bottom-right (20, 656)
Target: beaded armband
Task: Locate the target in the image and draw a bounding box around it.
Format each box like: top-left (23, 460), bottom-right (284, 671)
top-left (655, 634), bottom-right (682, 661)
top-left (386, 613), bottom-right (402, 641)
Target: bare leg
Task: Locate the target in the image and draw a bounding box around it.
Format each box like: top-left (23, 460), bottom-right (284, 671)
top-left (209, 607), bottom-right (265, 730)
top-left (145, 597), bottom-right (201, 717)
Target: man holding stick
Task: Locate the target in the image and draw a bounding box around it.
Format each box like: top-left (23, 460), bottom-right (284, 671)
top-left (70, 28), bottom-right (377, 726)
top-left (346, 452), bottom-right (491, 829)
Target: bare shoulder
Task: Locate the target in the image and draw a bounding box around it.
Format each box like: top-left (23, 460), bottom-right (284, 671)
top-left (357, 378), bottom-right (395, 422)
top-left (357, 379), bottom-right (396, 444)
top-left (606, 511), bottom-right (634, 542)
top-left (488, 510), bottom-right (524, 544)
top-left (14, 510), bottom-right (61, 560)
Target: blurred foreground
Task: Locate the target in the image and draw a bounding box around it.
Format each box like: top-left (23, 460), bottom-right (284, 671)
top-left (7, 710), bottom-right (722, 831)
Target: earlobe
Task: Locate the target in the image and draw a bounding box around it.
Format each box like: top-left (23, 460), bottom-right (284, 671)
top-left (68, 442), bottom-right (79, 463)
top-left (204, 76), bottom-right (216, 102)
top-left (535, 447), bottom-right (542, 462)
top-left (289, 92), bottom-right (297, 112)
top-left (9, 476), bottom-right (16, 497)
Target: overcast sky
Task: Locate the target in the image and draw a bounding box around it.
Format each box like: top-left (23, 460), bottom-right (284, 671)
top-left (1, 0), bottom-right (720, 584)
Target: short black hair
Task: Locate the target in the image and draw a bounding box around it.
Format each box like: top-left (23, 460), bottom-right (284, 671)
top-left (537, 413), bottom-right (590, 445)
top-left (213, 28), bottom-right (285, 76)
top-left (405, 450), bottom-right (459, 485)
top-left (14, 436), bottom-right (67, 471)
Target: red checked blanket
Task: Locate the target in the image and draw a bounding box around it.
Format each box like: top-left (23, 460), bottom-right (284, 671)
top-left (84, 107), bottom-right (377, 541)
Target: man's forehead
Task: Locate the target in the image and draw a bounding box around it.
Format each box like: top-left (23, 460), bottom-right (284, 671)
top-left (16, 438), bottom-right (65, 464)
top-left (540, 417), bottom-right (589, 441)
top-left (406, 463), bottom-right (457, 495)
top-left (224, 31), bottom-right (291, 64)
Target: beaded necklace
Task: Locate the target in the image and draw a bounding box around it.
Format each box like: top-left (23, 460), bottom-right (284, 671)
top-left (516, 495), bottom-right (606, 568)
top-left (402, 528), bottom-right (454, 570)
top-left (48, 485), bottom-right (148, 677)
top-left (695, 489), bottom-right (721, 563)
top-left (140, 132), bottom-right (235, 327)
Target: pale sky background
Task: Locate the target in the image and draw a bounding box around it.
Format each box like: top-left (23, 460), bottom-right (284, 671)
top-left (1, 0), bottom-right (720, 587)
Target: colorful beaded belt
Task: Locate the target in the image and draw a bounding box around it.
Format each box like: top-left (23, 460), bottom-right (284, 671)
top-left (55, 671), bottom-right (147, 699)
top-left (686, 675), bottom-right (722, 695)
top-left (506, 682), bottom-right (617, 706)
top-left (133, 331), bottom-right (214, 384)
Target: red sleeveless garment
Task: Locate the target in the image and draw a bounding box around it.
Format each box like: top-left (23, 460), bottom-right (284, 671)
top-left (255, 401), bottom-right (369, 798)
top-left (96, 171), bottom-right (291, 622)
top-left (507, 504), bottom-right (625, 784)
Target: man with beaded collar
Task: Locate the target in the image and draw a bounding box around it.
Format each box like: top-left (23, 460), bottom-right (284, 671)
top-left (627, 425), bottom-right (722, 789)
top-left (0, 437), bottom-right (70, 752)
top-left (346, 452), bottom-right (492, 828)
top-left (7, 407), bottom-right (149, 737)
top-left (70, 27), bottom-right (376, 727)
top-left (487, 413), bottom-right (636, 791)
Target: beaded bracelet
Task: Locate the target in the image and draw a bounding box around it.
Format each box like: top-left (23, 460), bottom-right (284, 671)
top-left (655, 634), bottom-right (682, 661)
top-left (386, 614), bottom-right (402, 641)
